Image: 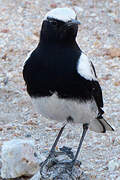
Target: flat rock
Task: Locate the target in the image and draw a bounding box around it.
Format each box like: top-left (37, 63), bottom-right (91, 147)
top-left (1, 139), bottom-right (39, 179)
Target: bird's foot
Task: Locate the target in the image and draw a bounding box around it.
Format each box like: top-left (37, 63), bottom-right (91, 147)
top-left (40, 152), bottom-right (56, 178)
top-left (58, 159), bottom-right (81, 171)
top-left (56, 159), bottom-right (81, 180)
top-left (40, 146), bottom-right (81, 178)
top-left (40, 149), bottom-right (66, 178)
top-left (60, 146), bottom-right (74, 160)
top-left (59, 146), bottom-right (81, 170)
top-left (40, 158), bottom-right (81, 179)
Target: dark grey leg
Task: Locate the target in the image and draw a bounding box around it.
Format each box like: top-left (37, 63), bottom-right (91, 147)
top-left (58, 123), bottom-right (89, 169)
top-left (49, 123), bottom-right (66, 155)
top-left (40, 123), bottom-right (66, 175)
top-left (71, 123), bottom-right (89, 167)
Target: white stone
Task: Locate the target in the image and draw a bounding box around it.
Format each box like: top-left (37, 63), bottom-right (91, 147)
top-left (1, 139), bottom-right (39, 179)
top-left (116, 177), bottom-right (120, 180)
top-left (91, 13), bottom-right (96, 17)
top-left (108, 159), bottom-right (120, 171)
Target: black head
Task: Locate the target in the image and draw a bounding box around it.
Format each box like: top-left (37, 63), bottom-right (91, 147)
top-left (40, 8), bottom-right (80, 44)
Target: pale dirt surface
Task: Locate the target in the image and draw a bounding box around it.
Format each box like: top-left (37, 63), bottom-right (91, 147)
top-left (0, 0), bottom-right (120, 179)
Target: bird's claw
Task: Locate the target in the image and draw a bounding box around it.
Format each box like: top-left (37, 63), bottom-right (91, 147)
top-left (60, 146), bottom-right (74, 160)
top-left (40, 146), bottom-right (81, 178)
top-left (40, 151), bottom-right (60, 177)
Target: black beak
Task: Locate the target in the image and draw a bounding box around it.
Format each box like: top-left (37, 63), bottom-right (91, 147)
top-left (67, 19), bottom-right (81, 26)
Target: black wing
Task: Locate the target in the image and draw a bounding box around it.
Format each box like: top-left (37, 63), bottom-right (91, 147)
top-left (90, 61), bottom-right (103, 106)
top-left (90, 61), bottom-right (104, 116)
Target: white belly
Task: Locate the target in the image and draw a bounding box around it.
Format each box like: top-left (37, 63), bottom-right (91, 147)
top-left (32, 94), bottom-right (98, 124)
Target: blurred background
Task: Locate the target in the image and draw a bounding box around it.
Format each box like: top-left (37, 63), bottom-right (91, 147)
top-left (0, 0), bottom-right (120, 179)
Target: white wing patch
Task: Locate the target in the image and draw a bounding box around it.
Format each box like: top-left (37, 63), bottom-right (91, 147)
top-left (77, 53), bottom-right (97, 81)
top-left (44, 7), bottom-right (76, 22)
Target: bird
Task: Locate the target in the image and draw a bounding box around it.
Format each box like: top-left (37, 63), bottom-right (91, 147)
top-left (23, 7), bottom-right (114, 175)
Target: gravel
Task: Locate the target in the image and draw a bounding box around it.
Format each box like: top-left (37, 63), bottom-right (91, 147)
top-left (0, 0), bottom-right (120, 179)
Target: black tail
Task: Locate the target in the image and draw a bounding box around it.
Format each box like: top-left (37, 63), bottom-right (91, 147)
top-left (89, 117), bottom-right (114, 133)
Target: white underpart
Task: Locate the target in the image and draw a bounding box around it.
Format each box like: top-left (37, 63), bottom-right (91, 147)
top-left (32, 95), bottom-right (113, 133)
top-left (44, 7), bottom-right (76, 22)
top-left (32, 94), bottom-right (98, 124)
top-left (77, 53), bottom-right (97, 81)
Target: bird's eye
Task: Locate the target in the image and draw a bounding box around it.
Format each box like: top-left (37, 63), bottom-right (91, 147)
top-left (52, 21), bottom-right (57, 26)
top-left (47, 17), bottom-right (57, 26)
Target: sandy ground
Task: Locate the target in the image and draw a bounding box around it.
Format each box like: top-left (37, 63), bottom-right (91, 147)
top-left (0, 0), bottom-right (120, 179)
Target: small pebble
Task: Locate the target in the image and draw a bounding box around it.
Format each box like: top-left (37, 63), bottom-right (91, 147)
top-left (108, 159), bottom-right (120, 171)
